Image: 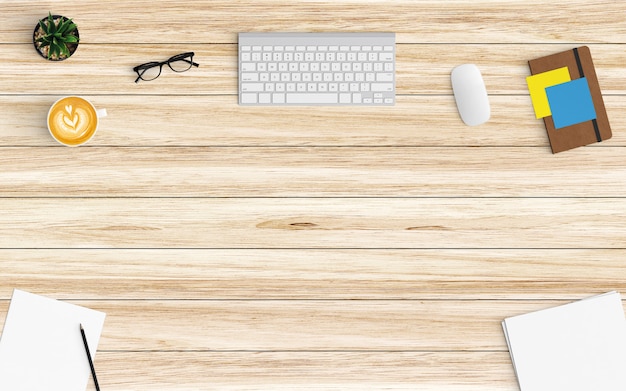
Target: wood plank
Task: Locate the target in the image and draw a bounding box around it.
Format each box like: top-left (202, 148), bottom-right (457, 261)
top-left (2, 146), bottom-right (626, 197)
top-left (0, 299), bottom-right (620, 351)
top-left (3, 1), bottom-right (626, 44)
top-left (1, 198), bottom-right (626, 249)
top-left (95, 351), bottom-right (517, 390)
top-left (2, 95), bottom-right (626, 146)
top-left (2, 249), bottom-right (626, 300)
top-left (0, 44), bottom-right (624, 95)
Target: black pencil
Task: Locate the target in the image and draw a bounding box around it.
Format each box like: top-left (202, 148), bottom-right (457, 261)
top-left (80, 323), bottom-right (101, 391)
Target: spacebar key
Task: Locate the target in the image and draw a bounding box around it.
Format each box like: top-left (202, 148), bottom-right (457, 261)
top-left (286, 93), bottom-right (338, 104)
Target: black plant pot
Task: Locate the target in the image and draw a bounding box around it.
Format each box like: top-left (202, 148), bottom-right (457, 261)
top-left (33, 14), bottom-right (80, 61)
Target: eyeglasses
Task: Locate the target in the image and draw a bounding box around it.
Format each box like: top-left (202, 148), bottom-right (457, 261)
top-left (133, 52), bottom-right (199, 83)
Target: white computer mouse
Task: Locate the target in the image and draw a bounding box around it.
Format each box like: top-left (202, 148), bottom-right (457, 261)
top-left (451, 64), bottom-right (490, 126)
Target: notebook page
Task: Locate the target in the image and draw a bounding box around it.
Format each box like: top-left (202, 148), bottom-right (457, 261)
top-left (503, 291), bottom-right (626, 391)
top-left (0, 289), bottom-right (106, 391)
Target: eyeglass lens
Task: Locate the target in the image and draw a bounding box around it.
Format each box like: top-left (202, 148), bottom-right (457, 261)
top-left (136, 62), bottom-right (163, 81)
top-left (168, 53), bottom-right (196, 72)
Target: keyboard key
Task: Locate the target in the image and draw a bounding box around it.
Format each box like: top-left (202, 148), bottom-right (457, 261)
top-left (273, 93), bottom-right (286, 103)
top-left (286, 93), bottom-right (339, 104)
top-left (339, 93), bottom-right (351, 103)
top-left (241, 46), bottom-right (251, 51)
top-left (259, 93), bottom-right (271, 103)
top-left (241, 73), bottom-right (259, 82)
top-left (241, 63), bottom-right (256, 72)
top-left (379, 53), bottom-right (394, 62)
top-left (376, 73), bottom-right (394, 82)
top-left (353, 93), bottom-right (362, 103)
top-left (241, 93), bottom-right (257, 103)
top-left (241, 83), bottom-right (265, 92)
top-left (371, 83), bottom-right (394, 92)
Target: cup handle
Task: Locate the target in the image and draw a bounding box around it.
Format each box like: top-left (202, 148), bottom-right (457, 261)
top-left (96, 108), bottom-right (108, 118)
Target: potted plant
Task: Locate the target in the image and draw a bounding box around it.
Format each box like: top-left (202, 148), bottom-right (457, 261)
top-left (33, 12), bottom-right (80, 61)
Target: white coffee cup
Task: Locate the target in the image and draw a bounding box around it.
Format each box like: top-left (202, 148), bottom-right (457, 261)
top-left (47, 96), bottom-right (107, 146)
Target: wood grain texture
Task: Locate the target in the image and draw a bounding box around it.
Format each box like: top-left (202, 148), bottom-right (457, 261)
top-left (1, 198), bottom-right (626, 248)
top-left (2, 249), bottom-right (626, 300)
top-left (3, 1), bottom-right (626, 44)
top-left (93, 351), bottom-right (518, 390)
top-left (2, 147), bottom-right (626, 197)
top-left (2, 0), bottom-right (626, 389)
top-left (3, 300), bottom-right (624, 352)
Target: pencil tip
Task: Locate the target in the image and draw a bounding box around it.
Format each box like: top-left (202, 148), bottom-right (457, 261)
top-left (80, 323), bottom-right (84, 330)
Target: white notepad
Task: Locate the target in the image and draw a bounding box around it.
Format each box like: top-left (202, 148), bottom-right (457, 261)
top-left (502, 291), bottom-right (626, 391)
top-left (0, 289), bottom-right (106, 391)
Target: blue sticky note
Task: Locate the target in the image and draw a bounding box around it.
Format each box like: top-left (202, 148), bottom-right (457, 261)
top-left (545, 77), bottom-right (596, 129)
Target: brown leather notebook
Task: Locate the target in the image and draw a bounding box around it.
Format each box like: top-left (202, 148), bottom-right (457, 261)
top-left (528, 46), bottom-right (611, 153)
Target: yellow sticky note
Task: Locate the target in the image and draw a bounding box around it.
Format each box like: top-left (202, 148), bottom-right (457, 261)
top-left (526, 67), bottom-right (571, 118)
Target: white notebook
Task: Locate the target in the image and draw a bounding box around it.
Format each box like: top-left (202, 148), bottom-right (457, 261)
top-left (0, 289), bottom-right (106, 391)
top-left (502, 291), bottom-right (626, 391)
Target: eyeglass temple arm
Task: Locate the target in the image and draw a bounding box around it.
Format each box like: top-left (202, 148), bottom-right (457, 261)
top-left (183, 59), bottom-right (200, 67)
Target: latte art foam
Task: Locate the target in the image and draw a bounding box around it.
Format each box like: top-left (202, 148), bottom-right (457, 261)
top-left (48, 97), bottom-right (98, 146)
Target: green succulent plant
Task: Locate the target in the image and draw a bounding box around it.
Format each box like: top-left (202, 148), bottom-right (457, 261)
top-left (35, 12), bottom-right (79, 60)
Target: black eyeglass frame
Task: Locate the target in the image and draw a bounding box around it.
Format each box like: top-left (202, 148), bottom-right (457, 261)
top-left (133, 52), bottom-right (199, 83)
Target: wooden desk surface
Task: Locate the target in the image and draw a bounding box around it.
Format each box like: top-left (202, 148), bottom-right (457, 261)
top-left (2, 1), bottom-right (626, 389)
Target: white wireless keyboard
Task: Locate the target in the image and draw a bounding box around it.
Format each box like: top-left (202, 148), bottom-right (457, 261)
top-left (238, 32), bottom-right (395, 106)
